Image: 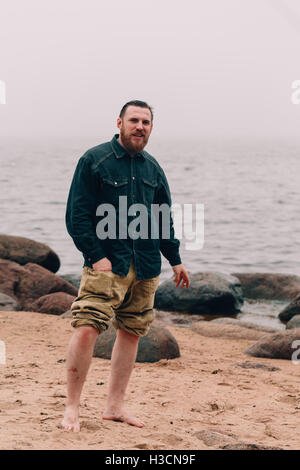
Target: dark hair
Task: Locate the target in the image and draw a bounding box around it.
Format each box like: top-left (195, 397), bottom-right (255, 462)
top-left (119, 100), bottom-right (153, 121)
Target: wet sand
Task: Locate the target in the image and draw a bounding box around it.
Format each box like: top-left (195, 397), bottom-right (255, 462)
top-left (0, 310), bottom-right (299, 450)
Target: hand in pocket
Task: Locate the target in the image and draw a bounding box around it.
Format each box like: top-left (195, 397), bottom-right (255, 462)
top-left (92, 257), bottom-right (112, 271)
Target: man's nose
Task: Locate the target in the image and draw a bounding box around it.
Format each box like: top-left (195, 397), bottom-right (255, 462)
top-left (136, 121), bottom-right (143, 130)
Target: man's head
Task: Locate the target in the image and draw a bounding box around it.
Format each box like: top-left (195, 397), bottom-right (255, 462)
top-left (117, 100), bottom-right (153, 155)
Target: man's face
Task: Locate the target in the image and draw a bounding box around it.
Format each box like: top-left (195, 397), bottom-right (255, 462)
top-left (117, 105), bottom-right (153, 154)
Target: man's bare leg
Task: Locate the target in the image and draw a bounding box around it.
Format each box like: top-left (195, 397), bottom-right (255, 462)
top-left (62, 326), bottom-right (99, 432)
top-left (102, 328), bottom-right (144, 427)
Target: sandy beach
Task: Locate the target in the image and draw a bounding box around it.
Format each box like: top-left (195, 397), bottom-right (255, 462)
top-left (0, 309), bottom-right (299, 450)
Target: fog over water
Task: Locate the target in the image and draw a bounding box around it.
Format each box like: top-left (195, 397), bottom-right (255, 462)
top-left (1, 0), bottom-right (300, 139)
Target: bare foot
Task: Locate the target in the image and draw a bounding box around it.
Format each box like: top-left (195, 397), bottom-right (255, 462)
top-left (62, 405), bottom-right (80, 432)
top-left (102, 408), bottom-right (145, 428)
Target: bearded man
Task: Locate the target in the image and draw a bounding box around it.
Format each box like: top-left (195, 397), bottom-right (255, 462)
top-left (62, 100), bottom-right (189, 432)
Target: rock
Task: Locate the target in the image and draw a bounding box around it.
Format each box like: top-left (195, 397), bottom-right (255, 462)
top-left (0, 259), bottom-right (77, 309)
top-left (29, 292), bottom-right (75, 315)
top-left (194, 429), bottom-right (282, 450)
top-left (278, 293), bottom-right (300, 323)
top-left (93, 322), bottom-right (180, 363)
top-left (286, 315), bottom-right (300, 330)
top-left (190, 320), bottom-right (272, 341)
top-left (0, 293), bottom-right (20, 311)
top-left (0, 234), bottom-right (60, 273)
top-left (59, 274), bottom-right (81, 290)
top-left (194, 429), bottom-right (237, 447)
top-left (232, 272), bottom-right (300, 300)
top-left (244, 328), bottom-right (300, 359)
top-left (222, 443), bottom-right (282, 450)
top-left (211, 317), bottom-right (278, 333)
top-left (154, 272), bottom-right (243, 315)
top-left (60, 309), bottom-right (73, 318)
top-left (236, 361), bottom-right (280, 371)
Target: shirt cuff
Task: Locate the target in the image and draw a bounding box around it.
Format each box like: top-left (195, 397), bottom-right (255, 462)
top-left (85, 246), bottom-right (106, 264)
top-left (168, 252), bottom-right (182, 267)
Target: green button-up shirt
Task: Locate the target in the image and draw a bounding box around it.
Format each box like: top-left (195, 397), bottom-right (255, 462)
top-left (66, 134), bottom-right (181, 279)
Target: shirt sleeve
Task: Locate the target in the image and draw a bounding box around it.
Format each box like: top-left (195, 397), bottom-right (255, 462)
top-left (65, 153), bottom-right (106, 264)
top-left (155, 169), bottom-right (182, 266)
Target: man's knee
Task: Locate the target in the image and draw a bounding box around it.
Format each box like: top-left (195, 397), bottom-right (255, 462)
top-left (74, 325), bottom-right (99, 346)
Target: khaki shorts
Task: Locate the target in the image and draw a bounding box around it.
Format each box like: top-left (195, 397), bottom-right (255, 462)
top-left (71, 261), bottom-right (160, 337)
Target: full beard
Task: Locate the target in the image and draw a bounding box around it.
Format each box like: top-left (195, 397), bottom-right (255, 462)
top-left (119, 129), bottom-right (148, 154)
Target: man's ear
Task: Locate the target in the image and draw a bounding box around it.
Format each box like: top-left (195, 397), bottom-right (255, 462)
top-left (117, 117), bottom-right (122, 129)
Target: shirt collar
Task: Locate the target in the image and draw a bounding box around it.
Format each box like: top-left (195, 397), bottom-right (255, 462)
top-left (111, 134), bottom-right (145, 161)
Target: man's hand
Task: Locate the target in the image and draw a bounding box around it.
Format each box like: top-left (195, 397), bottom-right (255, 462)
top-left (172, 264), bottom-right (190, 289)
top-left (92, 257), bottom-right (112, 272)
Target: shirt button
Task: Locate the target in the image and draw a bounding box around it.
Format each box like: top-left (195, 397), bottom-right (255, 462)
top-left (132, 176), bottom-right (135, 180)
top-left (114, 181), bottom-right (117, 185)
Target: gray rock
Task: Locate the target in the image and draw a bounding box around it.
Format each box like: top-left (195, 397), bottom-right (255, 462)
top-left (232, 272), bottom-right (300, 300)
top-left (59, 274), bottom-right (81, 290)
top-left (222, 443), bottom-right (282, 450)
top-left (60, 309), bottom-right (72, 318)
top-left (278, 293), bottom-right (300, 323)
top-left (93, 322), bottom-right (180, 363)
top-left (154, 272), bottom-right (243, 315)
top-left (244, 328), bottom-right (300, 359)
top-left (286, 314), bottom-right (300, 329)
top-left (0, 234), bottom-right (60, 273)
top-left (0, 292), bottom-right (20, 311)
top-left (236, 361), bottom-right (280, 371)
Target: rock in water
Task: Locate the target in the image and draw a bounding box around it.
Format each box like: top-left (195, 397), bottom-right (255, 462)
top-left (93, 323), bottom-right (180, 363)
top-left (244, 329), bottom-right (300, 359)
top-left (278, 293), bottom-right (300, 323)
top-left (232, 272), bottom-right (300, 301)
top-left (0, 234), bottom-right (60, 273)
top-left (0, 293), bottom-right (20, 311)
top-left (0, 259), bottom-right (77, 309)
top-left (154, 272), bottom-right (243, 315)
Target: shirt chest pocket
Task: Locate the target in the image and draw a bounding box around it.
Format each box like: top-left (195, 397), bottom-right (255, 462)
top-left (142, 178), bottom-right (158, 205)
top-left (101, 177), bottom-right (129, 206)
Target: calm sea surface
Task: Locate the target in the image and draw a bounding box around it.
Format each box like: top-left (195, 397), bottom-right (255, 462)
top-left (1, 136), bottom-right (300, 329)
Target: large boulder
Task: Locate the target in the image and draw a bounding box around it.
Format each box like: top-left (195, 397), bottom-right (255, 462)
top-left (93, 322), bottom-right (180, 363)
top-left (0, 234), bottom-right (60, 273)
top-left (278, 293), bottom-right (300, 323)
top-left (0, 293), bottom-right (20, 311)
top-left (244, 329), bottom-right (300, 359)
top-left (232, 272), bottom-right (300, 301)
top-left (286, 315), bottom-right (300, 330)
top-left (0, 259), bottom-right (77, 310)
top-left (154, 272), bottom-right (243, 315)
top-left (29, 292), bottom-right (76, 315)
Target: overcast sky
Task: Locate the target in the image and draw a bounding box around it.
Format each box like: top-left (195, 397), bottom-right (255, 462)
top-left (1, 0), bottom-right (300, 139)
